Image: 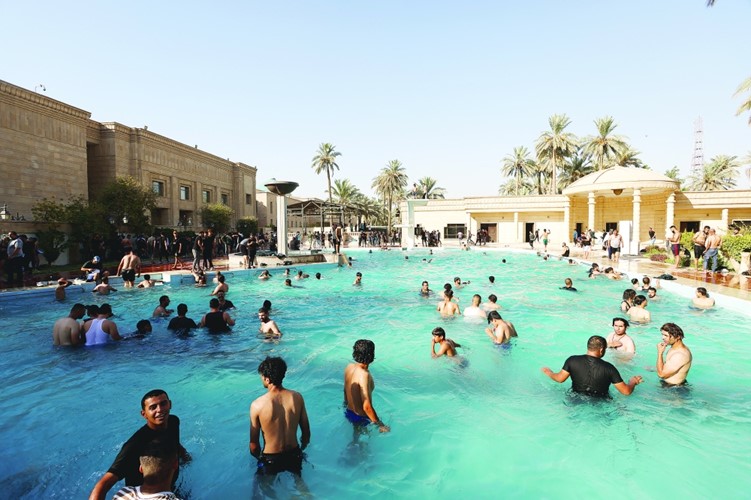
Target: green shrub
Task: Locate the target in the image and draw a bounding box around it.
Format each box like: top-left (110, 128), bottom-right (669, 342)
top-left (721, 233), bottom-right (751, 263)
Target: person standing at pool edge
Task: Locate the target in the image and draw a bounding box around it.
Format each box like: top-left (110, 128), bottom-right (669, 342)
top-left (250, 356), bottom-right (311, 475)
top-left (344, 339), bottom-right (390, 432)
top-left (89, 389), bottom-right (189, 500)
top-left (541, 335), bottom-right (643, 397)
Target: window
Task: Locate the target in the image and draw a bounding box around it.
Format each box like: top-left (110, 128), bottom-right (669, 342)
top-left (202, 190), bottom-right (211, 203)
top-left (152, 181), bottom-right (165, 197)
top-left (444, 223), bottom-right (466, 239)
top-left (180, 186), bottom-right (190, 201)
top-left (246, 194), bottom-right (252, 205)
top-left (680, 221), bottom-right (700, 233)
top-left (221, 193), bottom-right (229, 205)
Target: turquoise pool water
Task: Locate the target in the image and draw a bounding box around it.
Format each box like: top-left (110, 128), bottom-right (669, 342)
top-left (1, 249), bottom-right (750, 498)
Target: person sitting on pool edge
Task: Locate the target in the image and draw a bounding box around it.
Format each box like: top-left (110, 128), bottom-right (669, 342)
top-left (199, 298), bottom-right (235, 333)
top-left (485, 310), bottom-right (518, 344)
top-left (250, 356), bottom-right (311, 477)
top-left (541, 335), bottom-right (643, 398)
top-left (437, 289), bottom-right (461, 316)
top-left (560, 278), bottom-right (577, 292)
top-left (656, 322), bottom-right (692, 386)
top-left (88, 389), bottom-right (190, 500)
top-left (431, 327), bottom-right (461, 358)
top-left (343, 339), bottom-right (390, 432)
top-left (692, 287), bottom-right (715, 309)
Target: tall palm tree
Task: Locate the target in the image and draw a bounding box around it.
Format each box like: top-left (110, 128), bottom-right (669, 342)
top-left (686, 155), bottom-right (739, 191)
top-left (535, 114), bottom-right (578, 194)
top-left (311, 143), bottom-right (341, 227)
top-left (501, 146), bottom-right (536, 195)
top-left (498, 178), bottom-right (533, 196)
top-left (371, 160), bottom-right (408, 237)
top-left (664, 166), bottom-right (684, 187)
top-left (734, 76), bottom-right (751, 125)
top-left (330, 178), bottom-right (361, 227)
top-left (741, 151), bottom-right (751, 184)
top-left (558, 149), bottom-right (594, 190)
top-left (582, 116), bottom-right (629, 171)
top-left (415, 176), bottom-right (446, 199)
top-left (614, 146), bottom-right (646, 168)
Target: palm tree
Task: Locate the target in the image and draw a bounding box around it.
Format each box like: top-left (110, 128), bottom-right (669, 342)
top-left (535, 114), bottom-right (578, 194)
top-left (415, 176), bottom-right (446, 199)
top-left (501, 146), bottom-right (536, 195)
top-left (372, 160), bottom-right (408, 237)
top-left (741, 151), bottom-right (751, 184)
top-left (531, 154), bottom-right (549, 195)
top-left (614, 146), bottom-right (646, 168)
top-left (330, 178), bottom-right (361, 227)
top-left (734, 76), bottom-right (751, 125)
top-left (664, 166), bottom-right (684, 187)
top-left (311, 143), bottom-right (341, 227)
top-left (582, 116), bottom-right (629, 171)
top-left (498, 178), bottom-right (533, 196)
top-left (686, 155), bottom-right (739, 191)
top-left (558, 149), bottom-right (594, 190)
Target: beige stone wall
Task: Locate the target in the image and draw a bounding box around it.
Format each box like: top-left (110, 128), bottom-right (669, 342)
top-left (0, 80), bottom-right (90, 218)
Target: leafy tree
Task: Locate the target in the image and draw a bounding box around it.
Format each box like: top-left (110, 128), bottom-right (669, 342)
top-left (330, 178), bottom-right (361, 206)
top-left (96, 176), bottom-right (156, 235)
top-left (664, 166), bottom-right (684, 186)
top-left (498, 178), bottom-right (533, 196)
top-left (199, 203), bottom-right (234, 233)
top-left (686, 155), bottom-right (739, 191)
top-left (582, 116), bottom-right (629, 171)
top-left (36, 228), bottom-right (68, 266)
top-left (559, 149), bottom-right (594, 190)
top-left (236, 217), bottom-right (258, 236)
top-left (311, 143), bottom-right (342, 227)
top-left (415, 176), bottom-right (446, 199)
top-left (734, 76), bottom-right (751, 125)
top-left (372, 159), bottom-right (408, 236)
top-left (501, 147), bottom-right (535, 195)
top-left (614, 146), bottom-right (646, 168)
top-left (535, 114), bottom-right (578, 194)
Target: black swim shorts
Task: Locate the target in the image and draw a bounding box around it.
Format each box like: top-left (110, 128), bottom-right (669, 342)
top-left (256, 447), bottom-right (303, 476)
top-left (122, 269), bottom-right (136, 282)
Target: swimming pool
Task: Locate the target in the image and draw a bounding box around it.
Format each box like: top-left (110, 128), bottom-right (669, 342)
top-left (1, 249), bottom-right (750, 498)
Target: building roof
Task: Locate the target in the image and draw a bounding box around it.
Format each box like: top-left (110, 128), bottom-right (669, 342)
top-left (562, 166), bottom-right (679, 197)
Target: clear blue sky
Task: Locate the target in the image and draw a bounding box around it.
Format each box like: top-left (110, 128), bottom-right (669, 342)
top-left (3, 0), bottom-right (750, 197)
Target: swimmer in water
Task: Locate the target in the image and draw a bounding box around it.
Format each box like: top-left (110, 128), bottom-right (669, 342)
top-left (52, 303), bottom-right (86, 346)
top-left (55, 278), bottom-right (73, 300)
top-left (560, 278), bottom-right (577, 292)
top-left (258, 270), bottom-right (271, 280)
top-left (431, 327), bottom-right (461, 358)
top-left (606, 317), bottom-right (635, 354)
top-left (485, 310), bottom-right (518, 344)
top-left (463, 294), bottom-right (487, 319)
top-left (647, 287), bottom-right (658, 299)
top-left (453, 276), bottom-right (470, 289)
top-left (488, 276), bottom-right (495, 285)
top-left (420, 280), bottom-right (432, 296)
top-left (437, 289), bottom-right (461, 316)
top-left (315, 272), bottom-right (322, 280)
top-left (343, 339), bottom-right (389, 433)
top-left (152, 295), bottom-right (174, 318)
top-left (627, 295), bottom-right (651, 323)
top-left (656, 322), bottom-right (692, 386)
top-left (482, 294), bottom-right (501, 311)
top-left (211, 274), bottom-right (228, 295)
top-left (92, 275), bottom-right (117, 295)
top-left (258, 308), bottom-right (282, 339)
top-left (692, 287), bottom-right (715, 309)
top-left (353, 272), bottom-right (362, 286)
top-left (137, 274), bottom-right (162, 288)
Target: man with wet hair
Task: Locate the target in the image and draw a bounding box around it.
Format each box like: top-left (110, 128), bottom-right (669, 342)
top-left (627, 295), bottom-right (651, 323)
top-left (431, 327), bottom-right (460, 358)
top-left (482, 294), bottom-right (501, 311)
top-left (541, 335), bottom-right (643, 398)
top-left (89, 389), bottom-right (188, 500)
top-left (152, 295), bottom-right (174, 318)
top-left (437, 289), bottom-right (461, 316)
top-left (656, 323), bottom-right (692, 386)
top-left (419, 280), bottom-right (432, 296)
top-left (112, 439), bottom-right (179, 499)
top-left (606, 317), bottom-right (635, 354)
top-left (485, 310), bottom-right (517, 344)
top-left (343, 339), bottom-right (390, 432)
top-left (258, 308), bottom-right (282, 339)
top-left (463, 294), bottom-right (486, 318)
top-left (199, 298), bottom-right (235, 333)
top-left (250, 357), bottom-right (311, 476)
top-left (167, 304), bottom-right (198, 333)
top-left (53, 303), bottom-right (86, 346)
top-left (692, 287), bottom-right (715, 309)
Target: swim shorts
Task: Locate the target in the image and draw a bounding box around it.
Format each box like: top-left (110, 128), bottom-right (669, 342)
top-left (693, 245), bottom-right (705, 259)
top-left (122, 269), bottom-right (136, 282)
top-left (345, 408), bottom-right (371, 427)
top-left (256, 447), bottom-right (303, 476)
top-left (671, 244), bottom-right (680, 256)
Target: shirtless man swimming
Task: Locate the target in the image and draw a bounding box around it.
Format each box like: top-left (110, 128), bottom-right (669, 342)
top-left (485, 310), bottom-right (518, 344)
top-left (656, 322), bottom-right (692, 386)
top-left (117, 247), bottom-right (141, 288)
top-left (437, 289), bottom-right (461, 316)
top-left (606, 317), bottom-right (635, 354)
top-left (627, 295), bottom-right (651, 323)
top-left (482, 294), bottom-right (501, 311)
top-left (692, 287), bottom-right (715, 309)
top-left (419, 281), bottom-right (432, 297)
top-left (250, 356), bottom-right (310, 476)
top-left (343, 339), bottom-right (389, 432)
top-left (258, 308), bottom-right (282, 339)
top-left (53, 303), bottom-right (86, 346)
top-left (92, 276), bottom-right (117, 295)
top-left (431, 327), bottom-right (460, 358)
top-left (152, 295), bottom-right (174, 318)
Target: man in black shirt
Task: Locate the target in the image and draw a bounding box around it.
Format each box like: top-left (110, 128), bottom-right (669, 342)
top-left (89, 389), bottom-right (189, 500)
top-left (541, 335), bottom-right (643, 398)
top-left (167, 304), bottom-right (198, 333)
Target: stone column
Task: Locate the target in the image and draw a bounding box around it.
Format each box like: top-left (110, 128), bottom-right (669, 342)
top-left (632, 189), bottom-right (641, 254)
top-left (277, 195), bottom-right (289, 255)
top-left (513, 211), bottom-right (519, 242)
top-left (587, 192), bottom-right (595, 232)
top-left (170, 176), bottom-right (179, 227)
top-left (563, 199), bottom-right (570, 243)
top-left (666, 192), bottom-right (676, 233)
top-left (721, 208), bottom-right (729, 232)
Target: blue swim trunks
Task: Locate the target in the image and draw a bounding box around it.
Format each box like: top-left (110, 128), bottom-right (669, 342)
top-left (345, 408), bottom-right (371, 427)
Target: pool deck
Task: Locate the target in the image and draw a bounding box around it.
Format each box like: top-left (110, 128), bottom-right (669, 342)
top-left (2, 242), bottom-right (750, 304)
